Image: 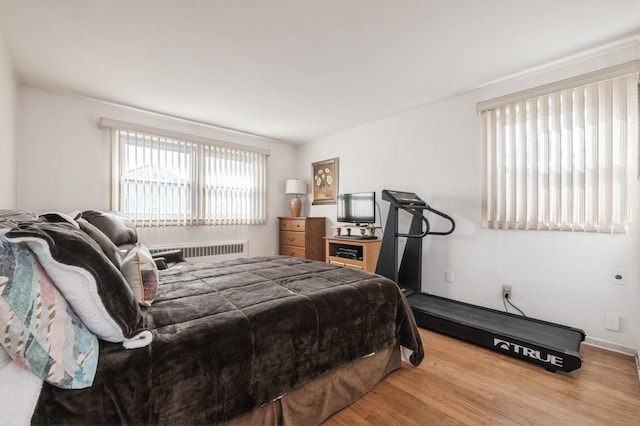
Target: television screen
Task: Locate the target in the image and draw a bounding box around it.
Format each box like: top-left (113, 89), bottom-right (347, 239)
top-left (337, 192), bottom-right (375, 225)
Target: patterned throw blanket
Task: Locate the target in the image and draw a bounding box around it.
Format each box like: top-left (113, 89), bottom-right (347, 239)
top-left (32, 256), bottom-right (423, 424)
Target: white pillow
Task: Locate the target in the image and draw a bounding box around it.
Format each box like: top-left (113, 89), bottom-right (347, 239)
top-left (121, 243), bottom-right (159, 306)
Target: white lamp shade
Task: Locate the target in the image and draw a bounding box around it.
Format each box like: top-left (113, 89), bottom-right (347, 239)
top-left (285, 179), bottom-right (307, 195)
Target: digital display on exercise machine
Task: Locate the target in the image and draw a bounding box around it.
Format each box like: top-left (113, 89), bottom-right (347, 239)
top-left (381, 190), bottom-right (426, 207)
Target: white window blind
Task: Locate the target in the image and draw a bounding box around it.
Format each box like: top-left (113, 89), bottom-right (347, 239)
top-left (478, 62), bottom-right (638, 233)
top-left (101, 119), bottom-right (268, 227)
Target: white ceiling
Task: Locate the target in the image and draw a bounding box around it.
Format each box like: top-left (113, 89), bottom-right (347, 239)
top-left (0, 1), bottom-right (639, 143)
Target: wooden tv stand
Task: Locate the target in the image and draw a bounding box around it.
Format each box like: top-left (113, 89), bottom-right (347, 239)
top-left (325, 237), bottom-right (381, 273)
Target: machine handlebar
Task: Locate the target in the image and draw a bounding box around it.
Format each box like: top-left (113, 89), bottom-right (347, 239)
top-left (397, 210), bottom-right (430, 238)
top-left (425, 206), bottom-right (456, 236)
top-left (381, 189), bottom-right (455, 238)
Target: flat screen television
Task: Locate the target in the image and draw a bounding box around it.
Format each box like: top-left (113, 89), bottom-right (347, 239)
top-left (337, 192), bottom-right (376, 225)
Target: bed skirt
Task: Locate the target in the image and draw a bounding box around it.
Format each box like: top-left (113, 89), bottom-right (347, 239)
top-left (227, 345), bottom-right (401, 425)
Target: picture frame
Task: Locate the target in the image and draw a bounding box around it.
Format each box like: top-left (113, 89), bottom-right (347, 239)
top-left (311, 157), bottom-right (339, 205)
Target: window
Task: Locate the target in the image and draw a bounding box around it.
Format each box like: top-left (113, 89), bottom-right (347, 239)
top-left (100, 119), bottom-right (269, 227)
top-left (477, 61), bottom-right (638, 233)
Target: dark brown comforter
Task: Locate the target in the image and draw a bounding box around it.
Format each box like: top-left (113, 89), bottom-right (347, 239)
top-left (32, 256), bottom-right (423, 424)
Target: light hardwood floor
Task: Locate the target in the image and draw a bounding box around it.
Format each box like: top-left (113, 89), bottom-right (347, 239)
top-left (324, 328), bottom-right (640, 425)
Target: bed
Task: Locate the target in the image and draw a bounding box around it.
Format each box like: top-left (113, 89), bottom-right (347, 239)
top-left (0, 211), bottom-right (423, 425)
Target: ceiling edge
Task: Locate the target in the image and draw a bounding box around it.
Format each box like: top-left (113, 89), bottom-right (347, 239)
top-left (470, 31), bottom-right (640, 91)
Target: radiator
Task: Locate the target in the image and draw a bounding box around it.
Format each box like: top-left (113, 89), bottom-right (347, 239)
top-left (149, 241), bottom-right (248, 264)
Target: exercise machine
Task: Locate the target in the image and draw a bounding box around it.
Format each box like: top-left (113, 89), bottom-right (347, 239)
top-left (375, 189), bottom-right (585, 373)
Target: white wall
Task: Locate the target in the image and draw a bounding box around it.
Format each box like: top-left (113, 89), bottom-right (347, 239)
top-left (0, 31), bottom-right (17, 208)
top-left (300, 44), bottom-right (640, 349)
top-left (17, 87), bottom-right (298, 257)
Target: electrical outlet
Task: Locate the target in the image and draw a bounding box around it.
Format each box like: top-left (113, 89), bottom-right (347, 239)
top-left (502, 285), bottom-right (512, 299)
top-left (605, 313), bottom-right (620, 332)
top-left (445, 271), bottom-right (454, 283)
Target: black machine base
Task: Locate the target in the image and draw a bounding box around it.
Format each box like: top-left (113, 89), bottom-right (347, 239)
top-left (407, 293), bottom-right (585, 373)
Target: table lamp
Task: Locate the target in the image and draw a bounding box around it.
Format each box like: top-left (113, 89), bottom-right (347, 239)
top-left (285, 179), bottom-right (307, 217)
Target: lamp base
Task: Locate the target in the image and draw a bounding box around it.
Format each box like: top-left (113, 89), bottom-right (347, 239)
top-left (290, 197), bottom-right (302, 217)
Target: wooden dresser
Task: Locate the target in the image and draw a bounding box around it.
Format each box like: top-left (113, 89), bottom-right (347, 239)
top-left (278, 217), bottom-right (326, 261)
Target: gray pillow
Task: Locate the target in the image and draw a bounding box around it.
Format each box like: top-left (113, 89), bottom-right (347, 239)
top-left (81, 210), bottom-right (138, 247)
top-left (0, 210), bottom-right (37, 229)
top-left (76, 217), bottom-right (124, 269)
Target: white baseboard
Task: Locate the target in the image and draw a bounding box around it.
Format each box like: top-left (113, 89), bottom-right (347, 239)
top-left (583, 336), bottom-right (637, 356)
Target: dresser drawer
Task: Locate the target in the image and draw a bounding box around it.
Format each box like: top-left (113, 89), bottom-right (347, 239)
top-left (280, 219), bottom-right (306, 232)
top-left (343, 262), bottom-right (364, 271)
top-left (278, 217), bottom-right (325, 261)
top-left (279, 245), bottom-right (306, 258)
top-left (280, 231), bottom-right (306, 247)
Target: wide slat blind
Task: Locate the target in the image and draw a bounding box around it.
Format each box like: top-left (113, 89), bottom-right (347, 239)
top-left (107, 122), bottom-right (268, 227)
top-left (480, 65), bottom-right (638, 233)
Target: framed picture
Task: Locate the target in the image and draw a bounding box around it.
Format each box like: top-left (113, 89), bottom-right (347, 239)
top-left (311, 157), bottom-right (339, 205)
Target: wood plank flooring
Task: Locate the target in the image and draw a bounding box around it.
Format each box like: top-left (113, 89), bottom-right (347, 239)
top-left (324, 328), bottom-right (640, 425)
